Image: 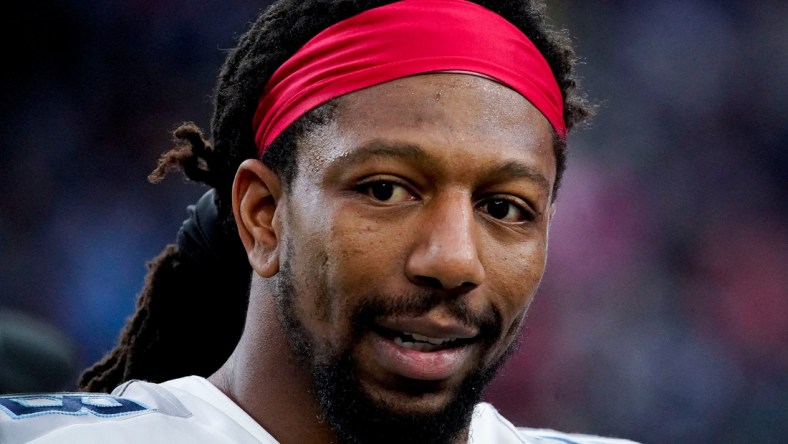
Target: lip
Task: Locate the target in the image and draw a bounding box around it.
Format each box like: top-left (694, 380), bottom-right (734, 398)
top-left (368, 315), bottom-right (479, 381)
top-left (376, 315), bottom-right (478, 341)
top-left (370, 331), bottom-right (474, 381)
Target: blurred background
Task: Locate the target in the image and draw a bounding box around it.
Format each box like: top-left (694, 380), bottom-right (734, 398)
top-left (1, 0), bottom-right (785, 442)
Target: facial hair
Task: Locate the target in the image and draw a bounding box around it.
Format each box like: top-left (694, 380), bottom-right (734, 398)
top-left (273, 256), bottom-right (520, 444)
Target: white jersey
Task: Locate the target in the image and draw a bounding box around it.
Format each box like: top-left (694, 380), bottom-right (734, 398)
top-left (0, 376), bottom-right (638, 444)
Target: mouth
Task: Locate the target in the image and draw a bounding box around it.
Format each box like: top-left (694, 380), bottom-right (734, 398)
top-left (366, 319), bottom-right (480, 382)
top-left (376, 327), bottom-right (475, 352)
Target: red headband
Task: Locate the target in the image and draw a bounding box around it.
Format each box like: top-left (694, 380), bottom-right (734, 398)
top-left (253, 0), bottom-right (566, 154)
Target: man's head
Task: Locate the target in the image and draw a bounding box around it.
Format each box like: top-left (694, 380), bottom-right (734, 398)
top-left (79, 2), bottom-right (593, 442)
top-left (233, 73), bottom-right (555, 443)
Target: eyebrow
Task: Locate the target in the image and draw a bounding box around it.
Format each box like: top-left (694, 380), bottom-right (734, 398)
top-left (330, 139), bottom-right (438, 171)
top-left (485, 160), bottom-right (551, 193)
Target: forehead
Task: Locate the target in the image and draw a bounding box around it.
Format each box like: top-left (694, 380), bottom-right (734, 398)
top-left (299, 73), bottom-right (555, 184)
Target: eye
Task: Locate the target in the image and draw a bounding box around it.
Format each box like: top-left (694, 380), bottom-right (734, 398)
top-left (358, 180), bottom-right (414, 203)
top-left (478, 198), bottom-right (534, 222)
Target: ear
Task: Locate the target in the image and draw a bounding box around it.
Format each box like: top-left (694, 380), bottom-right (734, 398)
top-left (232, 159), bottom-right (283, 278)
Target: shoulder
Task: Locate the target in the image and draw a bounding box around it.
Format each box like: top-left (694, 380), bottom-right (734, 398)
top-left (470, 403), bottom-right (641, 444)
top-left (0, 377), bottom-right (273, 444)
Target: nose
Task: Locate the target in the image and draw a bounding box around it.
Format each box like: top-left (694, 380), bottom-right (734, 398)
top-left (405, 193), bottom-right (485, 291)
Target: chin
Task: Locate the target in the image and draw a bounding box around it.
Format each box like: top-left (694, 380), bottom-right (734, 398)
top-left (320, 368), bottom-right (480, 444)
top-left (359, 378), bottom-right (464, 415)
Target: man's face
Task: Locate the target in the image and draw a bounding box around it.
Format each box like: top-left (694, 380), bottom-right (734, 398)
top-left (274, 73), bottom-right (555, 442)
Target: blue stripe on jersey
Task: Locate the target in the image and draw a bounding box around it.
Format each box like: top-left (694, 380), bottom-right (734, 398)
top-left (0, 394), bottom-right (150, 420)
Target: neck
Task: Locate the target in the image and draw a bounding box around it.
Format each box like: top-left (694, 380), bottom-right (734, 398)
top-left (209, 286), bottom-right (336, 444)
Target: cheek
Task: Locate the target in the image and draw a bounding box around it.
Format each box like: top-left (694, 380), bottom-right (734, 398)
top-left (489, 238), bottom-right (548, 324)
top-left (325, 215), bottom-right (405, 291)
top-left (289, 208), bottom-right (406, 334)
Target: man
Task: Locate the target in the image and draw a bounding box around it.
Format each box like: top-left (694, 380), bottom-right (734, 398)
top-left (0, 0), bottom-right (637, 443)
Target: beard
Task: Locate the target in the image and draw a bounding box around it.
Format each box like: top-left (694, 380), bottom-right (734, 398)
top-left (273, 256), bottom-right (520, 444)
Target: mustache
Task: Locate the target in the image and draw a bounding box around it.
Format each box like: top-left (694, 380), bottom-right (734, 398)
top-left (349, 288), bottom-right (502, 342)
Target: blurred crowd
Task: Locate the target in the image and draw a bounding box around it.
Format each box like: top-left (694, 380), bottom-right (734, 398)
top-left (1, 1), bottom-right (785, 443)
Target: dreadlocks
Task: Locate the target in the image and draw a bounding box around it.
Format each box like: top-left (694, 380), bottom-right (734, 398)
top-left (79, 0), bottom-right (593, 393)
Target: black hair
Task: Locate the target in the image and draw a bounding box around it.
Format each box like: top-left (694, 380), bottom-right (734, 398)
top-left (79, 0), bottom-right (593, 393)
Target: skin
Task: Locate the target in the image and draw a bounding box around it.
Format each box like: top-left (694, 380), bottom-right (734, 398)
top-left (210, 73), bottom-right (557, 444)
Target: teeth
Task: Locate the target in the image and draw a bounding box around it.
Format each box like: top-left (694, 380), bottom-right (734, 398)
top-left (394, 336), bottom-right (432, 351)
top-left (390, 330), bottom-right (464, 351)
top-left (404, 331), bottom-right (454, 345)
